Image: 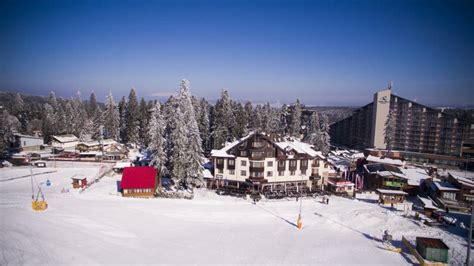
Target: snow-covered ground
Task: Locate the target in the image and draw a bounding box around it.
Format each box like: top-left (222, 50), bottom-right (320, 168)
top-left (0, 163), bottom-right (471, 265)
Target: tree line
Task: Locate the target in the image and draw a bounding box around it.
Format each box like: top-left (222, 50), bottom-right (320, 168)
top-left (0, 80), bottom-right (331, 186)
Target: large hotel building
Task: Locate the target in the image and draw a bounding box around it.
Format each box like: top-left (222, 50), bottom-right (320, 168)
top-left (330, 86), bottom-right (473, 165)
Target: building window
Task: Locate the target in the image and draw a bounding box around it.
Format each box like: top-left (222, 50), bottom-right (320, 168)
top-left (278, 161), bottom-right (285, 168)
top-left (290, 171), bottom-right (295, 176)
top-left (290, 160), bottom-right (297, 167)
top-left (228, 159), bottom-right (235, 166)
top-left (267, 161), bottom-right (273, 167)
top-left (251, 151), bottom-right (264, 158)
top-left (229, 169), bottom-right (235, 175)
top-left (252, 141), bottom-right (265, 148)
top-left (241, 150), bottom-right (247, 156)
top-left (250, 161), bottom-right (264, 168)
top-left (217, 158), bottom-right (223, 164)
top-left (218, 169), bottom-right (223, 174)
top-left (241, 160), bottom-right (247, 166)
top-left (241, 170), bottom-right (246, 176)
top-left (301, 160), bottom-right (307, 166)
top-left (267, 171), bottom-right (273, 177)
top-left (278, 171), bottom-right (284, 176)
top-left (251, 172), bottom-right (263, 177)
top-left (301, 170), bottom-right (307, 175)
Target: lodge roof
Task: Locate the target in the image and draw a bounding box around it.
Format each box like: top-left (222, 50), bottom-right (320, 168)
top-left (52, 134), bottom-right (79, 143)
top-left (120, 166), bottom-right (157, 189)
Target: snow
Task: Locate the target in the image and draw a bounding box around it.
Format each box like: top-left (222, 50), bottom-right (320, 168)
top-left (417, 196), bottom-right (440, 210)
top-left (52, 134), bottom-right (79, 143)
top-left (376, 189), bottom-right (408, 195)
top-left (400, 167), bottom-right (430, 186)
top-left (367, 155), bottom-right (405, 166)
top-left (275, 140), bottom-right (318, 157)
top-left (0, 163), bottom-right (471, 265)
top-left (433, 181), bottom-right (460, 192)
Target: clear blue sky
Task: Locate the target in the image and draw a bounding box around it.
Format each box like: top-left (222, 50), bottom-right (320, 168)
top-left (1, 0), bottom-right (473, 106)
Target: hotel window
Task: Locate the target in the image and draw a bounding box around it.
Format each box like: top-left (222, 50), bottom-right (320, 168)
top-left (290, 160), bottom-right (297, 167)
top-left (267, 171), bottom-right (273, 177)
top-left (250, 161), bottom-right (264, 168)
top-left (301, 160), bottom-right (307, 166)
top-left (241, 160), bottom-right (247, 166)
top-left (251, 172), bottom-right (263, 178)
top-left (278, 171), bottom-right (284, 176)
top-left (252, 141), bottom-right (265, 148)
top-left (252, 151), bottom-right (264, 158)
top-left (217, 158), bottom-right (223, 164)
top-left (240, 150), bottom-right (247, 156)
top-left (228, 159), bottom-right (235, 166)
top-left (290, 171), bottom-right (295, 176)
top-left (218, 169), bottom-right (223, 174)
top-left (241, 170), bottom-right (247, 176)
top-left (301, 170), bottom-right (307, 175)
top-left (267, 161), bottom-right (273, 167)
top-left (229, 169), bottom-right (235, 175)
top-left (278, 161), bottom-right (285, 168)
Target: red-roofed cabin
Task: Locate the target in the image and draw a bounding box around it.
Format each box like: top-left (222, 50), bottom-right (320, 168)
top-left (120, 166), bottom-right (158, 198)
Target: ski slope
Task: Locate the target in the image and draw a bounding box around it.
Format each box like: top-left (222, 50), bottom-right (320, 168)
top-left (0, 163), bottom-right (470, 265)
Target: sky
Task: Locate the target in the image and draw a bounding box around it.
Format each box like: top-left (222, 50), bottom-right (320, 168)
top-left (0, 0), bottom-right (473, 106)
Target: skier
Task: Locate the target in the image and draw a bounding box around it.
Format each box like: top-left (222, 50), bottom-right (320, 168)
top-left (326, 197), bottom-right (329, 205)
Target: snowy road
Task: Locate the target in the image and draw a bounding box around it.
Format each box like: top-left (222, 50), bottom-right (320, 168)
top-left (0, 164), bottom-right (469, 265)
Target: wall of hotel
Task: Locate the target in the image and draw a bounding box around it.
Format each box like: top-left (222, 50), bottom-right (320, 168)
top-left (214, 157), bottom-right (310, 183)
top-left (371, 89), bottom-right (391, 149)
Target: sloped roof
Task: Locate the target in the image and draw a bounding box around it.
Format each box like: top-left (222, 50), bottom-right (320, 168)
top-left (401, 168), bottom-right (430, 186)
top-left (367, 155), bottom-right (404, 166)
top-left (78, 139), bottom-right (118, 147)
top-left (120, 167), bottom-right (157, 189)
top-left (376, 189), bottom-right (407, 195)
top-left (52, 134), bottom-right (79, 143)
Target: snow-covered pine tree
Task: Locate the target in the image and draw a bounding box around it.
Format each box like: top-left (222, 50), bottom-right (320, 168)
top-left (198, 98), bottom-right (211, 153)
top-left (72, 90), bottom-right (88, 140)
top-left (168, 99), bottom-right (187, 187)
top-left (177, 79), bottom-right (203, 187)
top-left (244, 101), bottom-right (253, 130)
top-left (320, 114), bottom-right (331, 155)
top-left (125, 88), bottom-right (140, 145)
top-left (278, 104), bottom-right (289, 135)
top-left (251, 104), bottom-right (264, 131)
top-left (162, 95), bottom-right (179, 172)
top-left (87, 92), bottom-right (99, 118)
top-left (305, 112), bottom-right (321, 148)
top-left (103, 92), bottom-right (120, 140)
top-left (91, 106), bottom-right (104, 140)
top-left (48, 91), bottom-right (58, 111)
top-left (0, 110), bottom-right (20, 155)
top-left (289, 99), bottom-right (302, 138)
top-left (118, 96), bottom-right (127, 143)
top-left (384, 107), bottom-right (396, 152)
top-left (12, 93), bottom-right (28, 133)
top-left (267, 106), bottom-right (280, 133)
top-left (233, 101), bottom-right (247, 138)
top-left (148, 101), bottom-right (167, 174)
top-left (213, 89), bottom-right (235, 148)
top-left (41, 103), bottom-right (56, 143)
top-left (138, 97), bottom-right (150, 146)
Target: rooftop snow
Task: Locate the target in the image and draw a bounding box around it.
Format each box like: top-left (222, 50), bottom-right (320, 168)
top-left (52, 134), bottom-right (79, 143)
top-left (400, 168), bottom-right (430, 186)
top-left (433, 181), bottom-right (460, 192)
top-left (376, 189), bottom-right (408, 195)
top-left (366, 155), bottom-right (404, 166)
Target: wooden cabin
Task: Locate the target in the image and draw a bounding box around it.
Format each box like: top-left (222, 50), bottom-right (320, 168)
top-left (120, 167), bottom-right (157, 198)
top-left (376, 189), bottom-right (408, 205)
top-left (71, 177), bottom-right (88, 189)
top-left (326, 178), bottom-right (355, 196)
top-left (416, 237), bottom-right (449, 264)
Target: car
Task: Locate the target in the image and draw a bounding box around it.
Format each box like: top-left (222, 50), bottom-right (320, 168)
top-left (32, 160), bottom-right (47, 168)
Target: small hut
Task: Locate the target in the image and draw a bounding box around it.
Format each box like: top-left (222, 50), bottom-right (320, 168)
top-left (120, 167), bottom-right (157, 198)
top-left (416, 237), bottom-right (449, 263)
top-left (376, 189), bottom-right (408, 205)
top-left (71, 177), bottom-right (88, 189)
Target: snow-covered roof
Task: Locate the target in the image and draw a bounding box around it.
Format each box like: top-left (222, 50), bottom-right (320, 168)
top-left (202, 169), bottom-right (213, 179)
top-left (79, 151), bottom-right (101, 156)
top-left (400, 167), bottom-right (430, 186)
top-left (114, 161), bottom-right (133, 169)
top-left (14, 133), bottom-right (42, 139)
top-left (78, 139), bottom-right (118, 147)
top-left (327, 178), bottom-right (354, 187)
top-left (274, 140), bottom-right (318, 157)
top-left (210, 132), bottom-right (255, 158)
top-left (376, 189), bottom-right (408, 195)
top-left (448, 172), bottom-right (474, 188)
top-left (52, 134), bottom-right (79, 143)
top-left (417, 196), bottom-right (440, 210)
top-left (433, 181), bottom-right (460, 192)
top-left (366, 155), bottom-right (404, 166)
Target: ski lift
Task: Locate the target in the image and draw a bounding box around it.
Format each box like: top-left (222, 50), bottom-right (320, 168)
top-left (28, 155), bottom-right (47, 211)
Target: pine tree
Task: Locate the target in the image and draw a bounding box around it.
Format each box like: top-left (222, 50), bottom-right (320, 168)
top-left (41, 104), bottom-right (56, 143)
top-left (103, 92), bottom-right (120, 140)
top-left (118, 96), bottom-right (127, 143)
top-left (278, 104), bottom-right (289, 135)
top-left (125, 88), bottom-right (139, 145)
top-left (12, 93), bottom-right (27, 133)
top-left (244, 101), bottom-right (253, 130)
top-left (213, 89), bottom-right (235, 148)
top-left (0, 110), bottom-right (20, 155)
top-left (87, 92), bottom-right (99, 118)
top-left (138, 97), bottom-right (150, 146)
top-left (305, 112), bottom-right (321, 148)
top-left (148, 101), bottom-right (167, 173)
top-left (320, 114), bottom-right (331, 155)
top-left (48, 91), bottom-right (58, 111)
top-left (384, 107), bottom-right (396, 152)
top-left (233, 102), bottom-right (247, 138)
top-left (289, 99), bottom-right (302, 137)
top-left (72, 91), bottom-right (88, 140)
top-left (198, 98), bottom-right (211, 153)
top-left (251, 104), bottom-right (264, 131)
top-left (168, 101), bottom-right (187, 186)
top-left (177, 79), bottom-right (203, 187)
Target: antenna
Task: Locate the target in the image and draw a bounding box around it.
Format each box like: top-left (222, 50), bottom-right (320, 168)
top-left (388, 81), bottom-right (393, 90)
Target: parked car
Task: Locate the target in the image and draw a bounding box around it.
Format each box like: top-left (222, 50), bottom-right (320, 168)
top-left (32, 160), bottom-right (47, 168)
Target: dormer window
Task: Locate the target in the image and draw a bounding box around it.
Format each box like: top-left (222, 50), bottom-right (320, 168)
top-left (252, 141), bottom-right (265, 148)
